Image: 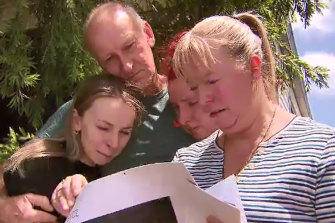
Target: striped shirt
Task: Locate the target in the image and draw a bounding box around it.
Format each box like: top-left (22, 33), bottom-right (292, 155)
top-left (173, 117), bottom-right (335, 222)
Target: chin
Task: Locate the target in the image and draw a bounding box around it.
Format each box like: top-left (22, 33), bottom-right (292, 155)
top-left (217, 119), bottom-right (238, 133)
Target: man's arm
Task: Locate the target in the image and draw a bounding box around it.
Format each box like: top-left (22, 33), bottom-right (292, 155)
top-left (0, 166), bottom-right (57, 223)
top-left (36, 100), bottom-right (73, 139)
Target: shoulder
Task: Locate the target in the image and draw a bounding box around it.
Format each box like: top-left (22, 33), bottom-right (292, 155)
top-left (289, 116), bottom-right (335, 133)
top-left (278, 116), bottom-right (335, 144)
top-left (173, 130), bottom-right (222, 162)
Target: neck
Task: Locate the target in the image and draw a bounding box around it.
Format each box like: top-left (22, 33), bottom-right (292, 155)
top-left (80, 154), bottom-right (95, 167)
top-left (143, 73), bottom-right (167, 96)
top-left (222, 99), bottom-right (277, 151)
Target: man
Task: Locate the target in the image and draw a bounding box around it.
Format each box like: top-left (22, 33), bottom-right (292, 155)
top-left (0, 2), bottom-right (193, 222)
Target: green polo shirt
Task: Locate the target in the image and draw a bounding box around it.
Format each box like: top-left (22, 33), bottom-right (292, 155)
top-left (36, 88), bottom-right (194, 176)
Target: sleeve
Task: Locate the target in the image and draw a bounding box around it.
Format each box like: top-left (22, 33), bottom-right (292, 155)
top-left (315, 132), bottom-right (335, 222)
top-left (171, 149), bottom-right (183, 163)
top-left (3, 157), bottom-right (71, 199)
top-left (35, 100), bottom-right (73, 139)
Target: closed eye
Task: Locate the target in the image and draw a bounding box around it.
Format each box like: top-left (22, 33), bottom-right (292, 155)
top-left (124, 41), bottom-right (136, 50)
top-left (188, 101), bottom-right (198, 107)
top-left (190, 86), bottom-right (198, 91)
top-left (120, 130), bottom-right (132, 135)
top-left (97, 126), bottom-right (108, 131)
top-left (208, 79), bottom-right (219, 84)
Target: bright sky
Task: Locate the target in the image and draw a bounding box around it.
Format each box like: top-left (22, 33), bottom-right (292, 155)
top-left (292, 0), bottom-right (335, 127)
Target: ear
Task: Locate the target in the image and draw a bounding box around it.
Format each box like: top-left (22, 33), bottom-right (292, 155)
top-left (72, 109), bottom-right (82, 133)
top-left (249, 56), bottom-right (262, 80)
top-left (143, 21), bottom-right (155, 48)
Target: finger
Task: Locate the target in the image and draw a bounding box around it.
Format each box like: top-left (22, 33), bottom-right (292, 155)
top-left (206, 215), bottom-right (224, 223)
top-left (25, 193), bottom-right (54, 212)
top-left (57, 190), bottom-right (70, 212)
top-left (31, 209), bottom-right (57, 223)
top-left (51, 181), bottom-right (63, 203)
top-left (61, 177), bottom-right (76, 207)
top-left (71, 174), bottom-right (88, 197)
top-left (51, 193), bottom-right (69, 218)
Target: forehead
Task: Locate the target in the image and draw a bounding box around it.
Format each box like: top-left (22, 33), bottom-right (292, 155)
top-left (168, 78), bottom-right (194, 102)
top-left (86, 10), bottom-right (140, 53)
top-left (85, 97), bottom-right (135, 124)
top-left (182, 48), bottom-right (237, 83)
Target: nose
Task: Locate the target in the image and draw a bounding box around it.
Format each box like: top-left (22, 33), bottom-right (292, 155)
top-left (120, 55), bottom-right (133, 75)
top-left (178, 105), bottom-right (192, 126)
top-left (106, 132), bottom-right (119, 151)
top-left (198, 87), bottom-right (214, 106)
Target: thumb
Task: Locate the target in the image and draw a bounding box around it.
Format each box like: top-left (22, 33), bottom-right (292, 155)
top-left (31, 209), bottom-right (58, 223)
top-left (25, 193), bottom-right (54, 212)
top-left (207, 215), bottom-right (224, 223)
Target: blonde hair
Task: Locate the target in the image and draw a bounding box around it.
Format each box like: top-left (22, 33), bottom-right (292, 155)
top-left (4, 139), bottom-right (65, 176)
top-left (172, 13), bottom-right (277, 102)
top-left (4, 75), bottom-right (145, 175)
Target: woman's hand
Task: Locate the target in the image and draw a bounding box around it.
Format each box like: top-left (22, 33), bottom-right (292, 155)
top-left (207, 215), bottom-right (225, 223)
top-left (51, 174), bottom-right (88, 217)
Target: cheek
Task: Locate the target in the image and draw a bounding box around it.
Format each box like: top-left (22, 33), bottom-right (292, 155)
top-left (137, 45), bottom-right (155, 68)
top-left (81, 126), bottom-right (103, 151)
top-left (118, 135), bottom-right (132, 151)
top-left (214, 80), bottom-right (252, 110)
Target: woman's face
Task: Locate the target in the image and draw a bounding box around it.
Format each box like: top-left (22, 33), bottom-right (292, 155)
top-left (73, 97), bottom-right (136, 165)
top-left (182, 48), bottom-right (258, 134)
top-left (168, 78), bottom-right (217, 140)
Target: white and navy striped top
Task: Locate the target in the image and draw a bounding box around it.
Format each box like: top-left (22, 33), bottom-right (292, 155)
top-left (173, 117), bottom-right (335, 222)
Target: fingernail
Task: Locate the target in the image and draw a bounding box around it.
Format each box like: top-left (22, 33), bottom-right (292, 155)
top-left (63, 203), bottom-right (69, 210)
top-left (68, 200), bottom-right (74, 207)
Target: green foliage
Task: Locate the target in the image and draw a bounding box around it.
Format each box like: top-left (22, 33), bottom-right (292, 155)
top-left (0, 0), bottom-right (101, 129)
top-left (0, 0), bottom-right (331, 131)
top-left (0, 127), bottom-right (34, 164)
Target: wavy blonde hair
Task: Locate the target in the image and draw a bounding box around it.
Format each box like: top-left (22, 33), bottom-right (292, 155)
top-left (4, 75), bottom-right (145, 175)
top-left (172, 13), bottom-right (277, 102)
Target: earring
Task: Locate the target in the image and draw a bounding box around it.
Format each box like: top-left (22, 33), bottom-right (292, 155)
top-left (74, 130), bottom-right (80, 135)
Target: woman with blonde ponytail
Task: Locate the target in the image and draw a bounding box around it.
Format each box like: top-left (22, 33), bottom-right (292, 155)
top-left (172, 13), bottom-right (335, 222)
top-left (3, 74), bottom-right (144, 221)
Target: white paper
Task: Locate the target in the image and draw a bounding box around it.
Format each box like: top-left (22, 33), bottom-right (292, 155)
top-left (206, 176), bottom-right (247, 223)
top-left (65, 163), bottom-right (241, 223)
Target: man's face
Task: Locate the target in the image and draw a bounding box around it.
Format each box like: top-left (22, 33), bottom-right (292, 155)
top-left (86, 10), bottom-right (156, 89)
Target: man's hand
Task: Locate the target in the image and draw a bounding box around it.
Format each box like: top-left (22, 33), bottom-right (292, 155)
top-left (0, 193), bottom-right (57, 223)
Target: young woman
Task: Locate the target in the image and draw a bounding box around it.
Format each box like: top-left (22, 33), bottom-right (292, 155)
top-left (172, 13), bottom-right (335, 222)
top-left (3, 74), bottom-right (144, 221)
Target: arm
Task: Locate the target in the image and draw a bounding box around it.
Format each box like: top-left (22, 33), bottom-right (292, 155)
top-left (316, 132), bottom-right (335, 222)
top-left (36, 100), bottom-right (73, 139)
top-left (0, 166), bottom-right (57, 223)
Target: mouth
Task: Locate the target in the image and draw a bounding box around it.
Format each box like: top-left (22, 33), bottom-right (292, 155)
top-left (210, 108), bottom-right (227, 118)
top-left (97, 150), bottom-right (113, 159)
top-left (190, 126), bottom-right (201, 133)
